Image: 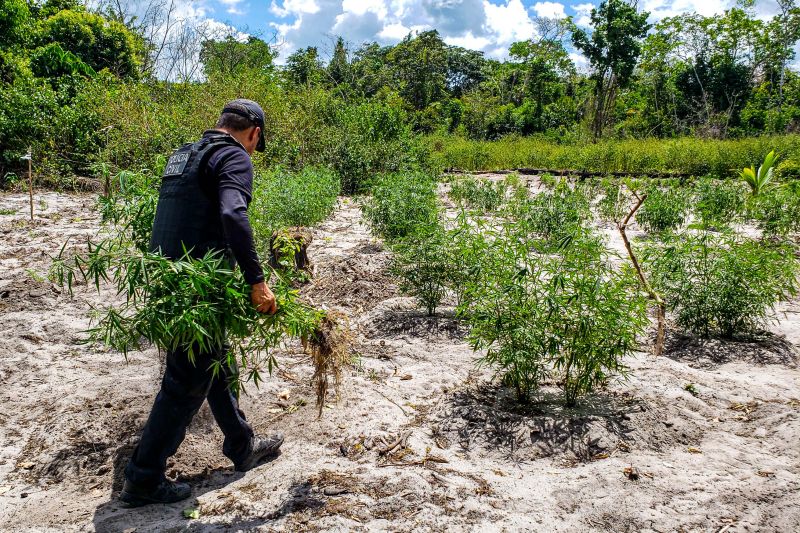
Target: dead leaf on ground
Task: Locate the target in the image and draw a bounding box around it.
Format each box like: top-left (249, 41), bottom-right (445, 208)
top-left (687, 447), bottom-right (702, 454)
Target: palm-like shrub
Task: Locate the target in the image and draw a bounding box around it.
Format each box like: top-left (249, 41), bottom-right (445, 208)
top-left (739, 150), bottom-right (777, 197)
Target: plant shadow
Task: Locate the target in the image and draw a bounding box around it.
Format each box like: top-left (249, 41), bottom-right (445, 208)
top-left (664, 330), bottom-right (797, 368)
top-left (363, 307), bottom-right (468, 341)
top-left (431, 384), bottom-right (646, 463)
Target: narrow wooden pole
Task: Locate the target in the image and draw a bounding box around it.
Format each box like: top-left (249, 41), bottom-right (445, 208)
top-left (27, 147), bottom-right (33, 221)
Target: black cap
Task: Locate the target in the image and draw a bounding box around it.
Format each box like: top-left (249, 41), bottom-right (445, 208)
top-left (221, 98), bottom-right (266, 152)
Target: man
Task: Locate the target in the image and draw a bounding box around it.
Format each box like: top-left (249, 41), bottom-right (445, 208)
top-left (120, 99), bottom-right (284, 507)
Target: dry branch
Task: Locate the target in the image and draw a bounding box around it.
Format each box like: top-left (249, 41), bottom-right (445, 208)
top-left (617, 191), bottom-right (667, 356)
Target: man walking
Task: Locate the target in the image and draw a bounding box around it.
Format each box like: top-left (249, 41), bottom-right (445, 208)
top-left (120, 99), bottom-right (284, 507)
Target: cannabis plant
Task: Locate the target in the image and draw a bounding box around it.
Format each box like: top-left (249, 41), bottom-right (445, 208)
top-left (692, 178), bottom-right (745, 230)
top-left (390, 222), bottom-right (450, 316)
top-left (634, 185), bottom-right (689, 234)
top-left (448, 175), bottom-right (506, 212)
top-left (362, 172), bottom-right (439, 242)
top-left (643, 232), bottom-right (799, 338)
top-left (51, 170), bottom-right (348, 406)
top-left (456, 202), bottom-right (647, 406)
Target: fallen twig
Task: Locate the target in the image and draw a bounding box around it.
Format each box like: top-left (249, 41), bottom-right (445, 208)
top-left (378, 430), bottom-right (412, 455)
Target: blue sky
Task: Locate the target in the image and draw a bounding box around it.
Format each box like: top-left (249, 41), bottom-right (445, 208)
top-left (192, 0), bottom-right (781, 64)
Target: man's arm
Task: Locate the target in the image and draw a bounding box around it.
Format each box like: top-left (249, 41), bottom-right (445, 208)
top-left (211, 147), bottom-right (276, 314)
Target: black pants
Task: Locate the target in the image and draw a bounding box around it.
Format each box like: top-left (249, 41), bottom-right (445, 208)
top-left (125, 343), bottom-right (254, 487)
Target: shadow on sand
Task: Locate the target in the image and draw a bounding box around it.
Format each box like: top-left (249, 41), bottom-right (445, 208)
top-left (663, 331), bottom-right (797, 368)
top-left (432, 385), bottom-right (646, 463)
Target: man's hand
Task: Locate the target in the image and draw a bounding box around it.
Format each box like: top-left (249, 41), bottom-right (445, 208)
top-left (251, 281), bottom-right (277, 315)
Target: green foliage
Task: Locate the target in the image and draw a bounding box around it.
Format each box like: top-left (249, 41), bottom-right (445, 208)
top-left (200, 36), bottom-right (276, 80)
top-left (635, 186), bottom-right (689, 233)
top-left (0, 0), bottom-right (30, 48)
top-left (693, 177), bottom-right (745, 229)
top-left (516, 181), bottom-right (591, 251)
top-left (428, 135), bottom-right (800, 177)
top-left (454, 208), bottom-right (647, 406)
top-left (50, 169), bottom-right (332, 396)
top-left (448, 175), bottom-right (506, 211)
top-left (774, 158), bottom-right (800, 181)
top-left (643, 232), bottom-right (799, 338)
top-left (362, 172), bottom-right (439, 242)
top-left (249, 166), bottom-right (340, 256)
top-left (390, 223), bottom-right (450, 316)
top-left (30, 42), bottom-right (95, 78)
top-left (750, 182), bottom-right (800, 237)
top-left (596, 178), bottom-right (628, 223)
top-left (37, 9), bottom-right (143, 79)
top-left (739, 150), bottom-right (778, 196)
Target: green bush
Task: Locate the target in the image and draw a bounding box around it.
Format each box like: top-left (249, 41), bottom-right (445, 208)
top-left (635, 186), bottom-right (689, 233)
top-left (644, 232), bottom-right (799, 338)
top-left (455, 213), bottom-right (647, 406)
top-left (515, 181), bottom-right (591, 251)
top-left (751, 182), bottom-right (800, 237)
top-left (448, 175), bottom-right (506, 211)
top-left (249, 166), bottom-right (340, 255)
top-left (774, 159), bottom-right (800, 182)
top-left (390, 222), bottom-right (450, 316)
top-left (427, 134), bottom-right (800, 178)
top-left (362, 172), bottom-right (439, 242)
top-left (693, 178), bottom-right (745, 229)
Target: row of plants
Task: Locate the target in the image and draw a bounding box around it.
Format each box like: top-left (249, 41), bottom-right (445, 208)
top-left (429, 134), bottom-right (800, 179)
top-left (363, 172), bottom-right (648, 406)
top-left (363, 167), bottom-right (800, 406)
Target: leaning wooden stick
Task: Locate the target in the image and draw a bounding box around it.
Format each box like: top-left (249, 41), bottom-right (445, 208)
top-left (25, 147), bottom-right (33, 221)
top-left (617, 191), bottom-right (667, 356)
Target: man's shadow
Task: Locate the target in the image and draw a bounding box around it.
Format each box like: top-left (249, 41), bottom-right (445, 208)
top-left (90, 438), bottom-right (247, 533)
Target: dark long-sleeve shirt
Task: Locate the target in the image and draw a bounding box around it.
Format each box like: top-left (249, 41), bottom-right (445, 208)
top-left (207, 143), bottom-right (264, 285)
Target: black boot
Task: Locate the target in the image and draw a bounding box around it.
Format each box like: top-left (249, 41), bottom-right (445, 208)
top-left (234, 433), bottom-right (284, 472)
top-left (119, 478), bottom-right (192, 507)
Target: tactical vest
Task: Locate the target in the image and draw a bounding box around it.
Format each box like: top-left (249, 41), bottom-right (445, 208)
top-left (150, 132), bottom-right (245, 261)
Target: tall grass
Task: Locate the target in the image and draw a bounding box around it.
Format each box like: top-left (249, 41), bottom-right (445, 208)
top-left (428, 134), bottom-right (800, 178)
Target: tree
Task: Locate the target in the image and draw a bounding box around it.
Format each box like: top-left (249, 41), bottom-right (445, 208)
top-left (285, 46), bottom-right (323, 87)
top-left (571, 0), bottom-right (650, 139)
top-left (0, 0), bottom-right (30, 49)
top-left (386, 30), bottom-right (448, 110)
top-left (200, 36), bottom-right (275, 80)
top-left (37, 8), bottom-right (144, 78)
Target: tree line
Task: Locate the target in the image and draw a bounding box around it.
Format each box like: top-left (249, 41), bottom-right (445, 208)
top-left (1, 0), bottom-right (799, 180)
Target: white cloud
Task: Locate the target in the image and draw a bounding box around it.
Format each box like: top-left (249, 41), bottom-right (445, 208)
top-left (641, 0), bottom-right (733, 20)
top-left (571, 3), bottom-right (593, 27)
top-left (532, 1), bottom-right (566, 19)
top-left (483, 0), bottom-right (536, 56)
top-left (270, 0), bottom-right (320, 17)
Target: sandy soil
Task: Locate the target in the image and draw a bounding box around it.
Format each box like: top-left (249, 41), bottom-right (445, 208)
top-left (0, 186), bottom-right (799, 533)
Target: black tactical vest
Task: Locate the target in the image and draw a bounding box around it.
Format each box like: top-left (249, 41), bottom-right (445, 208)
top-left (150, 131), bottom-right (245, 261)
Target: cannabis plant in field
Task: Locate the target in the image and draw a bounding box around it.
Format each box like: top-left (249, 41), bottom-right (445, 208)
top-left (456, 203), bottom-right (647, 406)
top-left (515, 180), bottom-right (591, 252)
top-left (362, 172), bottom-right (439, 242)
top-left (693, 178), bottom-right (745, 230)
top-left (448, 175), bottom-right (506, 212)
top-left (750, 181), bottom-right (800, 237)
top-left (643, 232), bottom-right (799, 338)
top-left (250, 166), bottom-right (340, 258)
top-left (51, 170), bottom-right (348, 407)
top-left (390, 222), bottom-right (451, 316)
top-left (634, 185), bottom-right (689, 234)
top-left (739, 150), bottom-right (777, 197)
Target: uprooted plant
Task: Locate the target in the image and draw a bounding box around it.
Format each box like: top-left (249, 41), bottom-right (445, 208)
top-left (51, 170), bottom-right (350, 412)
